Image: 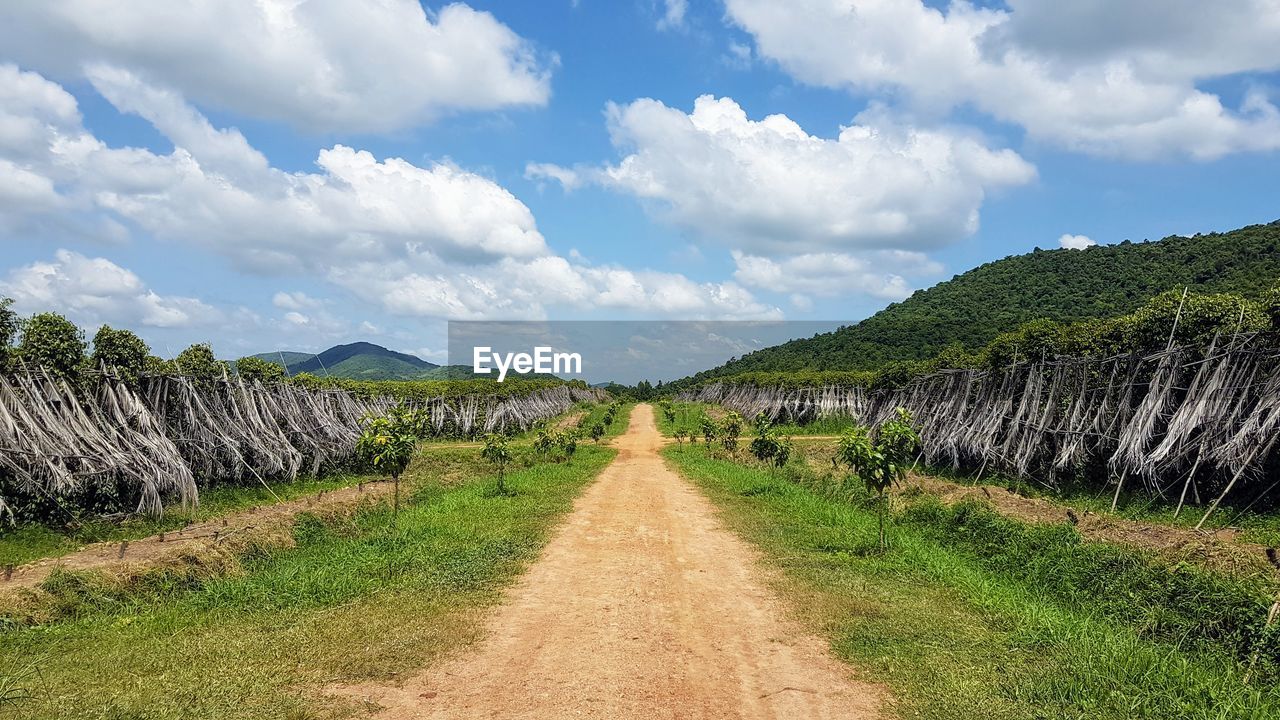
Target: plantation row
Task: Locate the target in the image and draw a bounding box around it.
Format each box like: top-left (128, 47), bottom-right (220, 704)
top-left (680, 289), bottom-right (1280, 516)
top-left (0, 301), bottom-right (604, 524)
top-left (0, 369), bottom-right (602, 524)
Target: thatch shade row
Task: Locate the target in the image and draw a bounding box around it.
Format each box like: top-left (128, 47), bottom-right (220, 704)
top-left (681, 336), bottom-right (1280, 503)
top-left (0, 373), bottom-right (604, 521)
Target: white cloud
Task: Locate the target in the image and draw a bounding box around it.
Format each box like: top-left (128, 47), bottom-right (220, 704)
top-left (724, 42), bottom-right (753, 70)
top-left (0, 66), bottom-right (778, 323)
top-left (725, 0), bottom-right (1280, 160)
top-left (1058, 233), bottom-right (1096, 250)
top-left (657, 0), bottom-right (688, 30)
top-left (332, 256), bottom-right (781, 321)
top-left (0, 249), bottom-right (221, 329)
top-left (2, 64), bottom-right (548, 275)
top-left (525, 162), bottom-right (583, 191)
top-left (272, 292), bottom-right (323, 312)
top-left (0, 1), bottom-right (552, 133)
top-left (530, 95), bottom-right (1034, 254)
top-left (732, 250), bottom-right (929, 300)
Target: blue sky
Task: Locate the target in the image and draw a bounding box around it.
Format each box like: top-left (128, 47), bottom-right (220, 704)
top-left (0, 0), bottom-right (1277, 362)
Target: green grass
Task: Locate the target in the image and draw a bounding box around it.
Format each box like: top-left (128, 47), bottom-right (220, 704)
top-left (574, 401), bottom-right (634, 440)
top-left (663, 444), bottom-right (1280, 720)
top-left (0, 444), bottom-right (615, 720)
top-left (654, 400), bottom-right (712, 437)
top-left (0, 474), bottom-right (372, 568)
top-left (921, 462), bottom-right (1280, 548)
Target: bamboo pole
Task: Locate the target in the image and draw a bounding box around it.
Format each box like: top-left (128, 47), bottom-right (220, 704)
top-left (1197, 434), bottom-right (1279, 530)
top-left (1172, 450), bottom-right (1203, 519)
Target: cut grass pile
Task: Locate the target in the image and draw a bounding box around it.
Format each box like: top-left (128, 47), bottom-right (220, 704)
top-left (0, 444), bottom-right (614, 720)
top-left (664, 444), bottom-right (1280, 720)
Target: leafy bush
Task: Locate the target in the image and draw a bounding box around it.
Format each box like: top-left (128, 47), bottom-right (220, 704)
top-left (834, 408), bottom-right (921, 550)
top-left (18, 312), bottom-right (85, 380)
top-left (0, 297), bottom-right (17, 370)
top-left (175, 343), bottom-right (229, 385)
top-left (481, 434), bottom-right (512, 494)
top-left (234, 356), bottom-right (286, 384)
top-left (90, 326), bottom-right (150, 385)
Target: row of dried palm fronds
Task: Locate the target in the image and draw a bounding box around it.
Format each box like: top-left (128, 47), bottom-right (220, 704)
top-left (682, 333), bottom-right (1280, 518)
top-left (0, 371), bottom-right (603, 520)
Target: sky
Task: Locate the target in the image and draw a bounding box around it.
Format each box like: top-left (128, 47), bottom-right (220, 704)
top-left (0, 0), bottom-right (1278, 364)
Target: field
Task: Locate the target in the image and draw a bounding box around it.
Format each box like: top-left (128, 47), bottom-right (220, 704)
top-left (3, 396), bottom-right (1279, 718)
top-left (1, 437), bottom-right (618, 718)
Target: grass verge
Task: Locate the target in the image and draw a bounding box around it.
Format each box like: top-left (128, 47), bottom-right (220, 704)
top-left (664, 444), bottom-right (1280, 720)
top-left (0, 444), bottom-right (614, 720)
top-left (955, 465), bottom-right (1280, 549)
top-left (0, 474), bottom-right (373, 568)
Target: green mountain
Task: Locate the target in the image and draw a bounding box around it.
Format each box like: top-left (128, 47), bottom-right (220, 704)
top-left (251, 351), bottom-right (316, 367)
top-left (252, 342), bottom-right (444, 381)
top-left (686, 221), bottom-right (1280, 379)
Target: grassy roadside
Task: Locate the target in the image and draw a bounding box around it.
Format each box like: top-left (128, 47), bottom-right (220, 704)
top-left (2, 401), bottom-right (626, 569)
top-left (0, 444), bottom-right (615, 720)
top-left (0, 474), bottom-right (373, 568)
top-left (654, 400), bottom-right (711, 437)
top-left (664, 444), bottom-right (1280, 720)
top-left (577, 401), bottom-right (634, 440)
top-left (924, 463), bottom-right (1280, 548)
top-left (683, 400), bottom-right (1280, 548)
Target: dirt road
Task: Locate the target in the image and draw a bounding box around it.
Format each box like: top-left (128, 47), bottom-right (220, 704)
top-left (336, 404), bottom-right (882, 719)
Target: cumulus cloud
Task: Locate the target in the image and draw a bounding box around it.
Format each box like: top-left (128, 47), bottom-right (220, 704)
top-left (332, 256), bottom-right (781, 321)
top-left (0, 66), bottom-right (777, 323)
top-left (2, 63), bottom-right (548, 275)
top-left (0, 1), bottom-right (552, 133)
top-left (0, 249), bottom-right (221, 329)
top-left (1058, 233), bottom-right (1096, 250)
top-left (725, 0), bottom-right (1280, 160)
top-left (731, 250), bottom-right (935, 300)
top-left (529, 95), bottom-right (1034, 254)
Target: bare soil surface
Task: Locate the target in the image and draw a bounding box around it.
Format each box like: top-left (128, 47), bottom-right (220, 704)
top-left (332, 404), bottom-right (883, 719)
top-left (554, 410), bottom-right (587, 430)
top-left (1, 479), bottom-right (394, 596)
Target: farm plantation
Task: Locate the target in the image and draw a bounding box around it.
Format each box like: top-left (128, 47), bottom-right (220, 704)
top-left (1, 224), bottom-right (1279, 718)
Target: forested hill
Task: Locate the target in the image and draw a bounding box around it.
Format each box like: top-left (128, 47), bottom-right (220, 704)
top-left (686, 221), bottom-right (1280, 379)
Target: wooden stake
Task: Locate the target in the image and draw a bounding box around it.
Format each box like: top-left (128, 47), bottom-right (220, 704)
top-left (1173, 451), bottom-right (1203, 520)
top-left (1197, 435), bottom-right (1279, 530)
top-left (393, 474), bottom-right (401, 523)
top-left (1166, 286), bottom-right (1189, 351)
top-left (1110, 468), bottom-right (1129, 513)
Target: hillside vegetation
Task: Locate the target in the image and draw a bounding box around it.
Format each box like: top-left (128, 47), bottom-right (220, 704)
top-left (687, 221), bottom-right (1280, 379)
top-left (257, 341), bottom-right (441, 380)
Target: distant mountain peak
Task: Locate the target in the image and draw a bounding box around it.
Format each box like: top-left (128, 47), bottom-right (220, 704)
top-left (254, 341), bottom-right (443, 380)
